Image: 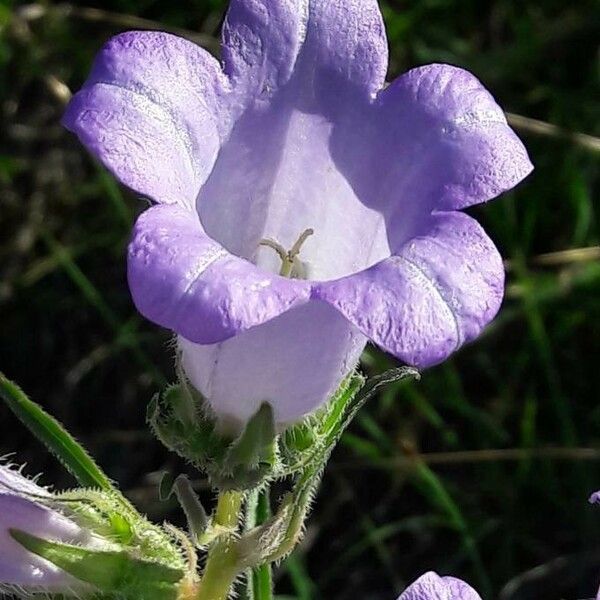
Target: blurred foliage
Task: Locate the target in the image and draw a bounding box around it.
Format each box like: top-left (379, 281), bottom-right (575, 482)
top-left (0, 1), bottom-right (599, 599)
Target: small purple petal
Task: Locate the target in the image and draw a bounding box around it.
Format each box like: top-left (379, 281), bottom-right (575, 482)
top-left (589, 491), bottom-right (600, 505)
top-left (352, 64), bottom-right (533, 220)
top-left (315, 212), bottom-right (504, 367)
top-left (128, 204), bottom-right (312, 344)
top-left (63, 31), bottom-right (229, 209)
top-left (0, 495), bottom-right (84, 589)
top-left (84, 31), bottom-right (230, 133)
top-left (180, 301), bottom-right (366, 426)
top-left (64, 84), bottom-right (215, 208)
top-left (0, 469), bottom-right (99, 590)
top-left (0, 465), bottom-right (51, 497)
top-left (222, 0), bottom-right (387, 105)
top-left (441, 576), bottom-right (483, 600)
top-left (300, 0), bottom-right (388, 100)
top-left (222, 0), bottom-right (308, 100)
top-left (397, 572), bottom-right (482, 600)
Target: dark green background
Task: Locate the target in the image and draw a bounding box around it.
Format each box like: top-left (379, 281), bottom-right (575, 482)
top-left (0, 1), bottom-right (599, 598)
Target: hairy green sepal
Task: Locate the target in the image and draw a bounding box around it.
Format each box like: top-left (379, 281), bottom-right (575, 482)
top-left (149, 382), bottom-right (278, 490)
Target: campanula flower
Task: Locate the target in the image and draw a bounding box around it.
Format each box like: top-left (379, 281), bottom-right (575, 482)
top-left (590, 491), bottom-right (600, 505)
top-left (0, 465), bottom-right (101, 592)
top-left (64, 0), bottom-right (532, 427)
top-left (397, 572), bottom-right (481, 600)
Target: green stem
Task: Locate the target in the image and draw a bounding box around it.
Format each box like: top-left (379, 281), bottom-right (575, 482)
top-left (197, 491), bottom-right (243, 600)
top-left (250, 489), bottom-right (273, 600)
top-left (214, 491), bottom-right (243, 529)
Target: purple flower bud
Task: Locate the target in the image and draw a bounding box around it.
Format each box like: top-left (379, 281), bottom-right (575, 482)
top-left (589, 491), bottom-right (600, 505)
top-left (397, 572), bottom-right (481, 600)
top-left (0, 465), bottom-right (100, 592)
top-left (64, 0), bottom-right (532, 427)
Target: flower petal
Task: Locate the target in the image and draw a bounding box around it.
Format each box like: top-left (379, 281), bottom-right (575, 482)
top-left (180, 301), bottom-right (366, 427)
top-left (381, 64), bottom-right (532, 210)
top-left (221, 0), bottom-right (388, 104)
top-left (222, 0), bottom-right (308, 100)
top-left (300, 0), bottom-right (388, 100)
top-left (441, 576), bottom-right (483, 600)
top-left (63, 31), bottom-right (229, 208)
top-left (0, 495), bottom-right (87, 589)
top-left (337, 64), bottom-right (532, 231)
top-left (314, 212), bottom-right (504, 367)
top-left (0, 465), bottom-right (51, 498)
top-left (397, 572), bottom-right (481, 600)
top-left (127, 204), bottom-right (311, 344)
top-left (589, 491), bottom-right (600, 505)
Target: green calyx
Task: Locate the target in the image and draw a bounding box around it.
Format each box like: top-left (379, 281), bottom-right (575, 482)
top-left (150, 366), bottom-right (420, 495)
top-left (50, 487), bottom-right (187, 570)
top-left (148, 380), bottom-right (279, 491)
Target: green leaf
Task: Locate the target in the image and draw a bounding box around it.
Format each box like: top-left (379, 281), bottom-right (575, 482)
top-left (11, 529), bottom-right (184, 600)
top-left (333, 367), bottom-right (421, 445)
top-left (0, 372), bottom-right (113, 491)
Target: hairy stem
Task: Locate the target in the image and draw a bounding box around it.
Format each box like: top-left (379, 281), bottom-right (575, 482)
top-left (196, 491), bottom-right (243, 600)
top-left (249, 489), bottom-right (273, 599)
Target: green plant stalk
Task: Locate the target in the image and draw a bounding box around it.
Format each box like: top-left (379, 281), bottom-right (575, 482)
top-left (197, 491), bottom-right (243, 600)
top-left (197, 537), bottom-right (239, 600)
top-left (251, 489), bottom-right (273, 600)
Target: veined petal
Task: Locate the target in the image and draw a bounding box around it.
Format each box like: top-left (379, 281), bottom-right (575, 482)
top-left (314, 212), bottom-right (504, 367)
top-left (378, 64), bottom-right (533, 210)
top-left (0, 494), bottom-right (90, 589)
top-left (84, 31), bottom-right (230, 133)
top-left (397, 572), bottom-right (482, 600)
top-left (222, 0), bottom-right (309, 100)
top-left (179, 301), bottom-right (366, 427)
top-left (441, 576), bottom-right (483, 600)
top-left (65, 84), bottom-right (216, 208)
top-left (300, 0), bottom-right (388, 100)
top-left (128, 204), bottom-right (312, 344)
top-left (63, 31), bottom-right (229, 208)
top-left (221, 0), bottom-right (387, 105)
top-left (338, 64), bottom-right (532, 234)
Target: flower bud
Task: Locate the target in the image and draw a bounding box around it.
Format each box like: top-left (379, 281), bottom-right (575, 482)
top-left (0, 465), bottom-right (105, 593)
top-left (0, 464), bottom-right (188, 599)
